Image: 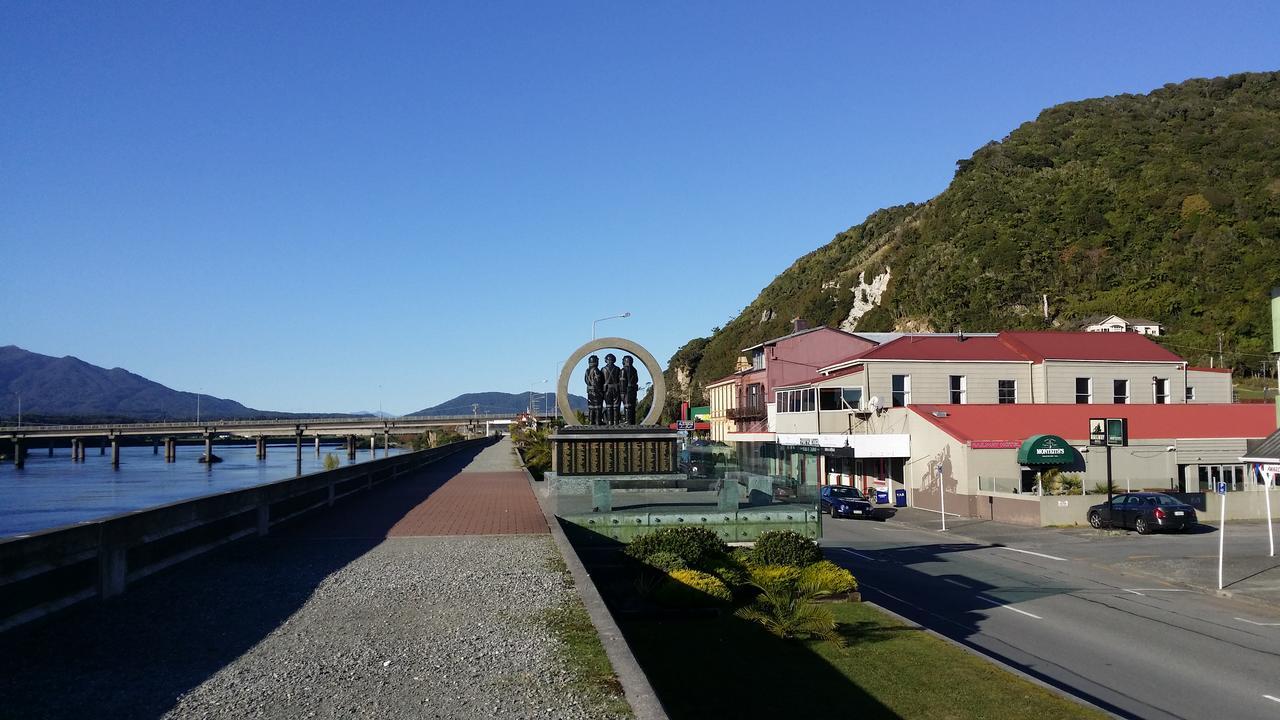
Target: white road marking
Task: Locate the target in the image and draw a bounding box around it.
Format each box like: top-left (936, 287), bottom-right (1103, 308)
top-left (1126, 588), bottom-right (1189, 593)
top-left (977, 595), bottom-right (1043, 619)
top-left (1264, 695), bottom-right (1280, 704)
top-left (999, 547), bottom-right (1068, 562)
top-left (1235, 617), bottom-right (1280, 627)
top-left (942, 578), bottom-right (971, 588)
top-left (1122, 589), bottom-right (1146, 596)
top-left (840, 548), bottom-right (881, 562)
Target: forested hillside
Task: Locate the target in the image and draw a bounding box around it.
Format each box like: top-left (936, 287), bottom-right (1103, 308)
top-left (669, 72), bottom-right (1280, 407)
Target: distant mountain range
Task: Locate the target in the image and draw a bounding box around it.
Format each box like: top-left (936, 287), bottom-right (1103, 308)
top-left (409, 391), bottom-right (585, 417)
top-left (0, 345), bottom-right (318, 423)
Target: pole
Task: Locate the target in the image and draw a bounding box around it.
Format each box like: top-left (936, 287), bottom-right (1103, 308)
top-left (1218, 487), bottom-right (1227, 590)
top-left (1264, 466), bottom-right (1274, 558)
top-left (1106, 445), bottom-right (1114, 527)
top-left (938, 465), bottom-right (946, 532)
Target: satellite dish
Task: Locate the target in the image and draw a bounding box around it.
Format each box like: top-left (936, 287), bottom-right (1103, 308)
top-left (868, 396), bottom-right (882, 410)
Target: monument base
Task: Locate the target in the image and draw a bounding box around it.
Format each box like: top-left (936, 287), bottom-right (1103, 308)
top-left (551, 426), bottom-right (679, 476)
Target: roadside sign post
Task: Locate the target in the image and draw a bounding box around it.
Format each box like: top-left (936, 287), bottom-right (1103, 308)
top-left (1262, 465), bottom-right (1276, 558)
top-left (1094, 418), bottom-right (1127, 528)
top-left (1217, 481), bottom-right (1227, 590)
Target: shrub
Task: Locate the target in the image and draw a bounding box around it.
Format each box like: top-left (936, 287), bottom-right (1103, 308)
top-left (799, 561), bottom-right (858, 596)
top-left (701, 550), bottom-right (750, 588)
top-left (749, 530), bottom-right (822, 567)
top-left (625, 526), bottom-right (727, 568)
top-left (323, 453), bottom-right (340, 471)
top-left (644, 551), bottom-right (687, 572)
top-left (738, 565), bottom-right (844, 644)
top-left (653, 569), bottom-right (733, 607)
top-left (748, 565), bottom-right (801, 593)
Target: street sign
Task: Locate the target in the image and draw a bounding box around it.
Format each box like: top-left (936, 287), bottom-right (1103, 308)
top-left (1089, 419), bottom-right (1107, 446)
top-left (1106, 418), bottom-right (1128, 447)
top-left (676, 420), bottom-right (695, 431)
top-left (1216, 481), bottom-right (1228, 495)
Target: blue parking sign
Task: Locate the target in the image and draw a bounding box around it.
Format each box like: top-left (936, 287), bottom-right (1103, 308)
top-left (1216, 481), bottom-right (1227, 495)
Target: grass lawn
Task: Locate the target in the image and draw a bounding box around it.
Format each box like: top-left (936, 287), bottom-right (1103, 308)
top-left (623, 601), bottom-right (1106, 720)
top-left (542, 549), bottom-right (634, 718)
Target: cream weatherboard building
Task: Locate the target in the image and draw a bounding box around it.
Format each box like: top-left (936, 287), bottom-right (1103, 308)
top-left (707, 329), bottom-right (1257, 523)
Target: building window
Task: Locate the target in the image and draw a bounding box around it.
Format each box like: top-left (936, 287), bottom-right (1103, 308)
top-left (1113, 379), bottom-right (1129, 404)
top-left (1154, 378), bottom-right (1169, 404)
top-left (1186, 386), bottom-right (1196, 401)
top-left (745, 383), bottom-right (762, 409)
top-left (819, 387), bottom-right (863, 411)
top-left (997, 379), bottom-right (1017, 404)
top-left (891, 375), bottom-right (911, 407)
top-left (775, 388), bottom-right (816, 413)
top-left (1075, 377), bottom-right (1091, 404)
top-left (949, 375), bottom-right (967, 404)
top-left (750, 350), bottom-right (765, 371)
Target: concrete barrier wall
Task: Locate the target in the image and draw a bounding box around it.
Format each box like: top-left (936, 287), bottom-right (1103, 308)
top-left (1204, 490), bottom-right (1280, 522)
top-left (1039, 495), bottom-right (1097, 526)
top-left (0, 438), bottom-right (489, 633)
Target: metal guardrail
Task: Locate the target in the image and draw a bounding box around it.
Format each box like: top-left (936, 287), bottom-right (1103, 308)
top-left (0, 437), bottom-right (491, 633)
top-left (0, 414), bottom-right (556, 435)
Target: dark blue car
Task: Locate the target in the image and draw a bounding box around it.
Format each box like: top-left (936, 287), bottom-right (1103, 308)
top-left (820, 486), bottom-right (874, 519)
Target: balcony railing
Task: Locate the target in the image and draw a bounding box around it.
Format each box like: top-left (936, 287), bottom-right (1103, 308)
top-left (726, 404), bottom-right (767, 420)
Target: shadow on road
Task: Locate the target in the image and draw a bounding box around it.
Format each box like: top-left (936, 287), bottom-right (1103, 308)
top-left (824, 541), bottom-right (1146, 719)
top-left (0, 439), bottom-right (495, 719)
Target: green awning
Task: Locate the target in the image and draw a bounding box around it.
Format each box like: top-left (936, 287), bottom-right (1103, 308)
top-left (1017, 434), bottom-right (1073, 465)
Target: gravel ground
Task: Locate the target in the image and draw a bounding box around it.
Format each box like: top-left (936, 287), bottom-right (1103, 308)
top-left (0, 441), bottom-right (630, 720)
top-left (166, 535), bottom-right (616, 720)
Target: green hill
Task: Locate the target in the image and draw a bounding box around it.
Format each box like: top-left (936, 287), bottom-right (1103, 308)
top-left (669, 71), bottom-right (1280, 408)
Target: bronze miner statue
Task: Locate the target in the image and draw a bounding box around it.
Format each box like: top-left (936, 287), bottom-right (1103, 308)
top-left (584, 355), bottom-right (603, 425)
top-left (601, 353), bottom-right (621, 425)
top-left (620, 355), bottom-right (639, 425)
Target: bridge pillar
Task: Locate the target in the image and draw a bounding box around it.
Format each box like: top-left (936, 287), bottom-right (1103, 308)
top-left (315, 435), bottom-right (321, 456)
top-left (110, 435), bottom-right (120, 468)
top-left (295, 431), bottom-right (303, 476)
top-left (49, 439), bottom-right (54, 457)
top-left (164, 437), bottom-right (175, 462)
top-left (204, 434), bottom-right (213, 467)
top-left (383, 430), bottom-right (390, 457)
top-left (369, 435), bottom-right (375, 456)
top-left (347, 435), bottom-right (356, 460)
top-left (152, 438), bottom-right (158, 455)
top-left (99, 439), bottom-right (105, 456)
top-left (12, 437), bottom-right (23, 468)
top-left (71, 438), bottom-right (81, 462)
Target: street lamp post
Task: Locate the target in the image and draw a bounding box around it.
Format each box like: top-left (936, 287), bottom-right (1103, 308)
top-left (592, 312), bottom-right (631, 340)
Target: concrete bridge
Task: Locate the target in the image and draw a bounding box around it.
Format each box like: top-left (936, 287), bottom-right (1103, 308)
top-left (0, 413), bottom-right (556, 468)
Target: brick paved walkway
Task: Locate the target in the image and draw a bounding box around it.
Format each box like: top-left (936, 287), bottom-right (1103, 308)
top-left (285, 437), bottom-right (547, 539)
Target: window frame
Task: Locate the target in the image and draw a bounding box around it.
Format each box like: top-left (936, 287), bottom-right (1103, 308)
top-left (1154, 378), bottom-right (1169, 404)
top-left (949, 375), bottom-right (967, 404)
top-left (891, 374), bottom-right (911, 407)
top-left (1113, 378), bottom-right (1129, 404)
top-left (1075, 377), bottom-right (1092, 404)
top-left (997, 379), bottom-right (1017, 404)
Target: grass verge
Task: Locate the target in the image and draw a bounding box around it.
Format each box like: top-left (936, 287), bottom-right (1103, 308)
top-left (623, 601), bottom-right (1107, 720)
top-left (541, 548), bottom-right (633, 718)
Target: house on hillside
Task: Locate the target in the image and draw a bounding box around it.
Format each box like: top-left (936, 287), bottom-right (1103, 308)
top-left (1082, 314), bottom-right (1163, 336)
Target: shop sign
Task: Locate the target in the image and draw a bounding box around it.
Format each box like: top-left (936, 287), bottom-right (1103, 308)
top-left (1089, 419), bottom-right (1107, 447)
top-left (971, 440), bottom-right (1020, 449)
top-left (1017, 434), bottom-right (1074, 465)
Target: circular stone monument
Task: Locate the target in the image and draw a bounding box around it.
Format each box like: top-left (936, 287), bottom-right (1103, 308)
top-left (557, 336), bottom-right (666, 426)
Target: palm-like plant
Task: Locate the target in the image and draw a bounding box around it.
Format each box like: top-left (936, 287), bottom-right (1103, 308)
top-left (736, 568), bottom-right (845, 646)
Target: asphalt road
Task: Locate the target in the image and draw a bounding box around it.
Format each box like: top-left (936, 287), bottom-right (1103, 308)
top-left (822, 514), bottom-right (1280, 720)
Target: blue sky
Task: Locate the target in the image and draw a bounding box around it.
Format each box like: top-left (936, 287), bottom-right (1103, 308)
top-left (2, 1), bottom-right (1278, 413)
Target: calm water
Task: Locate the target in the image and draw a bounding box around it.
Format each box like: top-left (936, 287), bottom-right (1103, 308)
top-left (0, 442), bottom-right (405, 538)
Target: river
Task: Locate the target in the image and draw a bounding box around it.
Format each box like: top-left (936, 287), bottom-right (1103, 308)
top-left (0, 442), bottom-right (406, 538)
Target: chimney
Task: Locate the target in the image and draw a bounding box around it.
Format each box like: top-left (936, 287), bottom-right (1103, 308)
top-left (791, 317), bottom-right (810, 333)
top-left (734, 355), bottom-right (751, 373)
